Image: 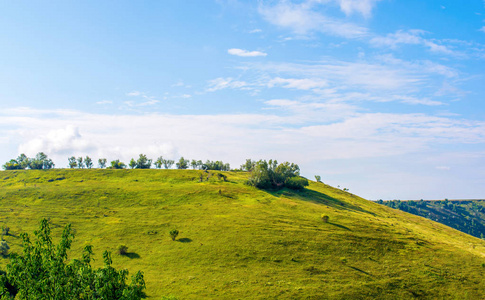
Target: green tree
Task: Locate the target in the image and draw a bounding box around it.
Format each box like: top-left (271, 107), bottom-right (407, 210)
top-left (315, 175), bottom-right (322, 182)
top-left (28, 153), bottom-right (54, 170)
top-left (176, 157), bottom-right (189, 169)
top-left (98, 158), bottom-right (107, 169)
top-left (136, 154), bottom-right (152, 169)
top-left (241, 159), bottom-right (255, 172)
top-left (247, 159), bottom-right (304, 190)
top-left (169, 229), bottom-right (179, 241)
top-left (17, 154), bottom-right (29, 169)
top-left (162, 159), bottom-right (174, 169)
top-left (154, 156), bottom-right (163, 169)
top-left (68, 156), bottom-right (77, 169)
top-left (110, 160), bottom-right (126, 169)
top-left (2, 159), bottom-right (22, 170)
top-left (84, 156), bottom-right (93, 169)
top-left (129, 158), bottom-right (137, 169)
top-left (0, 219), bottom-right (145, 299)
top-left (191, 159), bottom-right (198, 169)
top-left (77, 157), bottom-right (84, 169)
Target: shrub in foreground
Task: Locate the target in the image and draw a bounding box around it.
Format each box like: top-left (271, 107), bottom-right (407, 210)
top-left (0, 219), bottom-right (145, 299)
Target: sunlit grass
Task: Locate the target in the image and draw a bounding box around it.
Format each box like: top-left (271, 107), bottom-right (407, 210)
top-left (1, 169), bottom-right (485, 299)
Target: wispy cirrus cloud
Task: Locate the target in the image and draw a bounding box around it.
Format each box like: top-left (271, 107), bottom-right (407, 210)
top-left (370, 29), bottom-right (457, 55)
top-left (258, 1), bottom-right (369, 38)
top-left (228, 48), bottom-right (267, 57)
top-left (267, 77), bottom-right (328, 90)
top-left (207, 77), bottom-right (249, 92)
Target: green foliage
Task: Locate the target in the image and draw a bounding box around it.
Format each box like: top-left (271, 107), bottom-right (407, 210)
top-left (68, 156), bottom-right (77, 169)
top-left (28, 152), bottom-right (54, 170)
top-left (240, 159), bottom-right (255, 172)
top-left (98, 158), bottom-right (107, 169)
top-left (247, 159), bottom-right (303, 190)
top-left (85, 156), bottom-right (93, 169)
top-left (2, 160), bottom-right (23, 170)
top-left (136, 154), bottom-right (152, 169)
top-left (2, 154), bottom-right (30, 170)
top-left (175, 157), bottom-right (188, 170)
top-left (2, 219), bottom-right (145, 299)
top-left (379, 199), bottom-right (485, 239)
top-left (285, 177), bottom-right (309, 190)
top-left (314, 175), bottom-right (321, 182)
top-left (0, 241), bottom-right (9, 256)
top-left (321, 215), bottom-right (329, 223)
top-left (110, 160), bottom-right (126, 169)
top-left (1, 227), bottom-right (9, 237)
top-left (4, 153), bottom-right (53, 170)
top-left (201, 160), bottom-right (230, 171)
top-left (154, 156), bottom-right (163, 169)
top-left (129, 158), bottom-right (137, 169)
top-left (118, 245), bottom-right (129, 255)
top-left (77, 157), bottom-right (84, 169)
top-left (169, 229), bottom-right (179, 241)
top-left (162, 159), bottom-right (175, 169)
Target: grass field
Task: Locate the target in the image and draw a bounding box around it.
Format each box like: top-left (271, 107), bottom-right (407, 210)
top-left (1, 169), bottom-right (485, 299)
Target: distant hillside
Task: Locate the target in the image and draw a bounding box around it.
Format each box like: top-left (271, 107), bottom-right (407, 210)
top-left (377, 199), bottom-right (485, 239)
top-left (1, 169), bottom-right (485, 299)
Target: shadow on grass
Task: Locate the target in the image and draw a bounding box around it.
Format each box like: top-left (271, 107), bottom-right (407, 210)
top-left (178, 238), bottom-right (192, 243)
top-left (125, 252), bottom-right (141, 259)
top-left (329, 222), bottom-right (352, 231)
top-left (348, 266), bottom-right (372, 276)
top-left (267, 188), bottom-right (375, 215)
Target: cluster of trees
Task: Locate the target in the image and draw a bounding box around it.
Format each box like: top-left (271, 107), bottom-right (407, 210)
top-left (2, 154), bottom-right (232, 171)
top-left (2, 153), bottom-right (54, 170)
top-left (68, 156), bottom-right (94, 169)
top-left (0, 219), bottom-right (145, 299)
top-left (244, 159), bottom-right (309, 191)
top-left (377, 199), bottom-right (485, 239)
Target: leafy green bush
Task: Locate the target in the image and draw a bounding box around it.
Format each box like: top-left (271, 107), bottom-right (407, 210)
top-left (247, 160), bottom-right (305, 190)
top-left (321, 215), bottom-right (329, 223)
top-left (0, 219), bottom-right (145, 299)
top-left (285, 177), bottom-right (309, 190)
top-left (118, 244), bottom-right (129, 255)
top-left (110, 159), bottom-right (127, 169)
top-left (1, 226), bottom-right (9, 236)
top-left (0, 241), bottom-right (9, 256)
top-left (169, 229), bottom-right (179, 241)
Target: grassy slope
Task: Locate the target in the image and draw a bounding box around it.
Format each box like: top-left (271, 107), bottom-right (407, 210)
top-left (1, 169), bottom-right (485, 299)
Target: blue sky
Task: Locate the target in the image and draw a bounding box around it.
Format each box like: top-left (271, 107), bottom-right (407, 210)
top-left (1, 0), bottom-right (485, 200)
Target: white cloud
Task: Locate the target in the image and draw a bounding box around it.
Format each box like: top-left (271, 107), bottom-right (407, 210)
top-left (334, 0), bottom-right (382, 18)
top-left (126, 91), bottom-right (141, 97)
top-left (18, 125), bottom-right (95, 158)
top-left (370, 30), bottom-right (457, 55)
top-left (207, 77), bottom-right (249, 92)
top-left (267, 77), bottom-right (328, 90)
top-left (249, 29), bottom-right (262, 33)
top-left (228, 48), bottom-right (267, 57)
top-left (480, 26), bottom-right (485, 33)
top-left (258, 1), bottom-right (368, 38)
top-left (96, 100), bottom-right (113, 105)
top-left (124, 100), bottom-right (159, 107)
top-left (436, 166), bottom-right (451, 171)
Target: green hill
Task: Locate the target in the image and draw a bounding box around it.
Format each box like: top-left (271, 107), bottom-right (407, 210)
top-left (1, 169), bottom-right (485, 299)
top-left (377, 199), bottom-right (485, 240)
